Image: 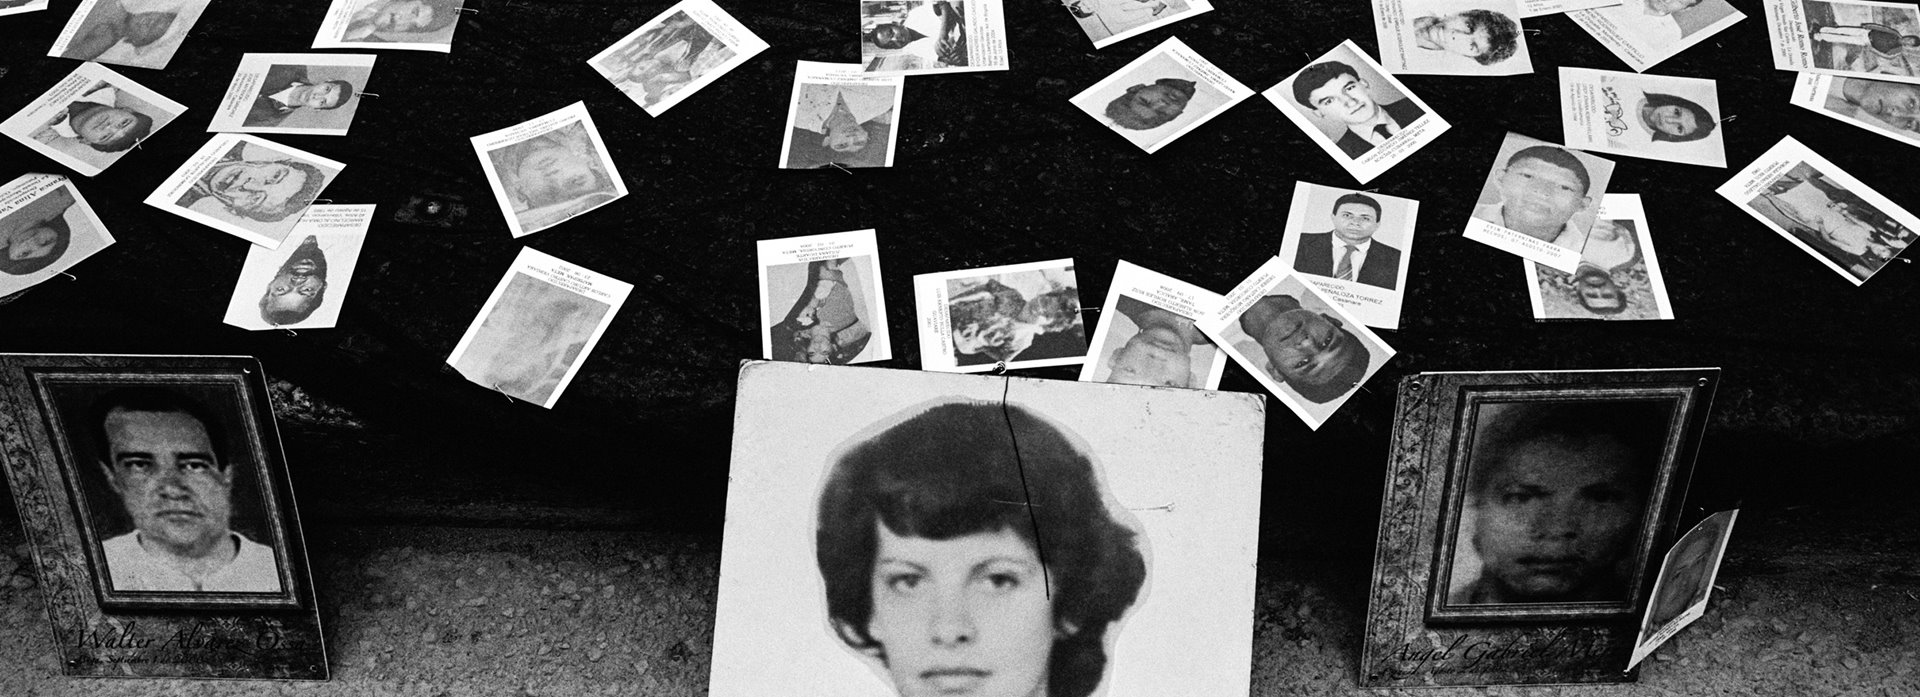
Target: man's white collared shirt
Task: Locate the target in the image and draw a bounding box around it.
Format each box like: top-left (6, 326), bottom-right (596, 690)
top-left (101, 531), bottom-right (283, 593)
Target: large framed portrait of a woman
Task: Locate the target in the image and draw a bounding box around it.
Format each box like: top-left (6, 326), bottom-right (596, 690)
top-left (709, 361), bottom-right (1267, 697)
top-left (1360, 368), bottom-right (1717, 688)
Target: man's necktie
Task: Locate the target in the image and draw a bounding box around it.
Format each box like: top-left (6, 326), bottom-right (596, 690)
top-left (1336, 244), bottom-right (1358, 281)
top-left (1373, 124), bottom-right (1394, 141)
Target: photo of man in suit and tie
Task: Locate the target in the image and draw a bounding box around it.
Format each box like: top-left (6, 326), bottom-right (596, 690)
top-left (1292, 191), bottom-right (1403, 291)
top-left (1289, 60), bottom-right (1427, 159)
top-left (244, 64), bottom-right (357, 128)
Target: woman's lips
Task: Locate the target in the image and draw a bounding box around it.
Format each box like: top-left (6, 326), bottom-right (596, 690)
top-left (921, 667), bottom-right (990, 693)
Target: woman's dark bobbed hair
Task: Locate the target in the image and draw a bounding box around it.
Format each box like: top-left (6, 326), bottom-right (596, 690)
top-left (815, 401), bottom-right (1147, 697)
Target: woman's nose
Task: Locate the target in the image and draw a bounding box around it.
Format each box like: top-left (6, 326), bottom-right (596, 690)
top-left (928, 590), bottom-right (976, 646)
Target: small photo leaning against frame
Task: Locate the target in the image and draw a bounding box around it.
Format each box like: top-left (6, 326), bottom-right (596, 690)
top-left (0, 354), bottom-right (324, 679)
top-left (1359, 368), bottom-right (1718, 688)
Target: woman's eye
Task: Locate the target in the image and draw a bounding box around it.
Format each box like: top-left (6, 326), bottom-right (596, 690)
top-left (984, 573), bottom-right (1021, 590)
top-left (885, 573), bottom-right (922, 592)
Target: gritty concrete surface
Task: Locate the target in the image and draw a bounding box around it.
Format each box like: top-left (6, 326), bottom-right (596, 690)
top-left (1, 501), bottom-right (1913, 697)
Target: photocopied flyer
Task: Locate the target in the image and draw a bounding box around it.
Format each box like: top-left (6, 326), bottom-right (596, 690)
top-left (1716, 135), bottom-right (1919, 285)
top-left (446, 247), bottom-right (633, 409)
top-left (1070, 37), bottom-right (1253, 154)
top-left (756, 228), bottom-right (891, 366)
top-left (858, 0), bottom-right (1010, 76)
top-left (1464, 131), bottom-right (1616, 274)
top-left (0, 62), bottom-right (188, 177)
top-left (1559, 67), bottom-right (1727, 167)
top-left (777, 61), bottom-right (905, 169)
top-left (1569, 0), bottom-right (1744, 72)
top-left (47, 0), bottom-right (210, 69)
top-left (1373, 0), bottom-right (1535, 76)
top-left (1195, 256), bottom-right (1396, 430)
top-left (1522, 193), bottom-right (1677, 321)
top-left (1764, 0), bottom-right (1920, 84)
top-left (1790, 72), bottom-right (1920, 148)
top-left (588, 0), bottom-right (770, 117)
top-left (208, 53), bottom-right (377, 136)
top-left (222, 205), bottom-right (374, 331)
top-left (471, 101), bottom-right (629, 237)
top-left (1078, 260), bottom-right (1227, 390)
top-left (143, 134), bottom-right (347, 248)
top-left (913, 258), bottom-right (1088, 373)
top-left (312, 0), bottom-right (467, 53)
top-left (1278, 181), bottom-right (1419, 330)
top-left (0, 173), bottom-right (115, 298)
top-left (1264, 40), bottom-right (1451, 184)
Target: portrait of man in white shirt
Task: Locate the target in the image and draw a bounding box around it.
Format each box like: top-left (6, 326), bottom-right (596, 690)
top-left (87, 386), bottom-right (283, 594)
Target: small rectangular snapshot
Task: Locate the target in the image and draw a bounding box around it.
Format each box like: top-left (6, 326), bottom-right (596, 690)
top-left (756, 228), bottom-right (892, 366)
top-left (912, 258), bottom-right (1089, 373)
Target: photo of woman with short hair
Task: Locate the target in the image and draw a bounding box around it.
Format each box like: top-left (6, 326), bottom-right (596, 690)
top-left (709, 364), bottom-right (1266, 697)
top-left (815, 401), bottom-right (1147, 697)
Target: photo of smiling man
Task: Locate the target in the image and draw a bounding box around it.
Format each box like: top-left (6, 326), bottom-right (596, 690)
top-left (1266, 41), bottom-right (1449, 184)
top-left (145, 134), bottom-right (345, 248)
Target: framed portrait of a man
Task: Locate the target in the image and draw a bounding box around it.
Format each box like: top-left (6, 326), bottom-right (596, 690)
top-left (1360, 368), bottom-right (1717, 687)
top-left (709, 361), bottom-right (1266, 697)
top-left (0, 354), bottom-right (325, 679)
